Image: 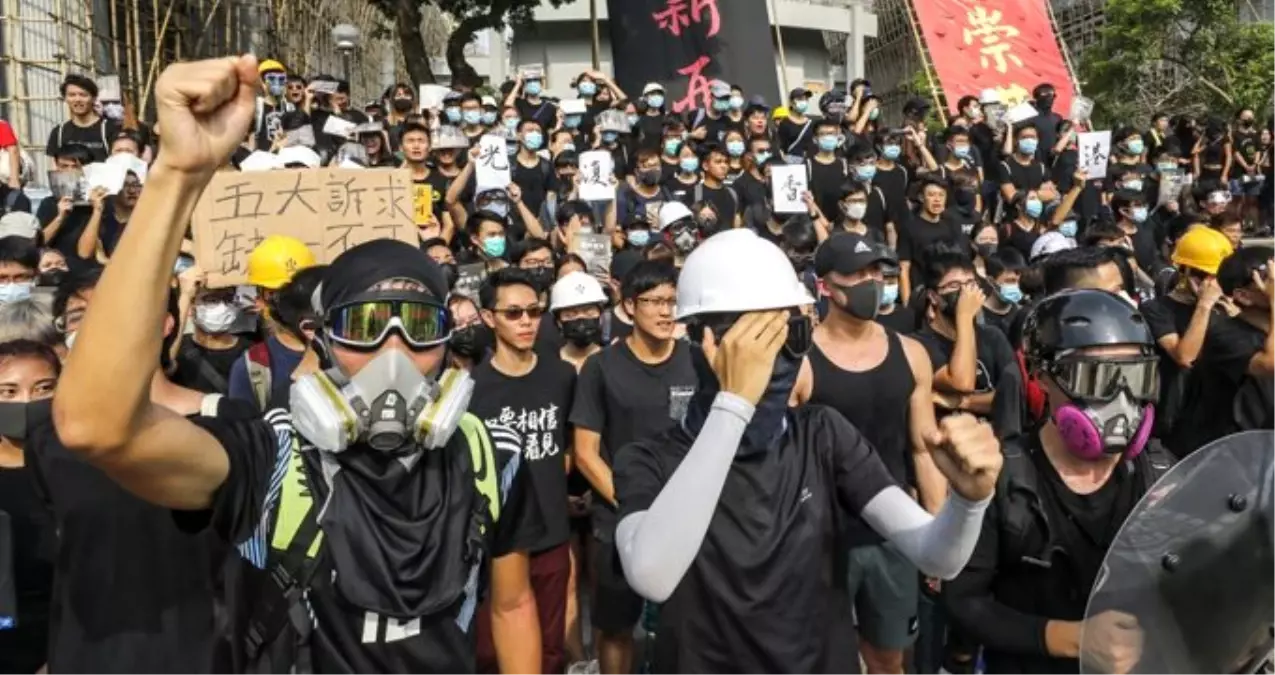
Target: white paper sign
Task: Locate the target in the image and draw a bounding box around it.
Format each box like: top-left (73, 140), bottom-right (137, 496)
top-left (561, 99), bottom-right (588, 116)
top-left (418, 85), bottom-right (451, 111)
top-left (322, 115), bottom-right (358, 138)
top-left (578, 151), bottom-right (615, 201)
top-left (770, 165), bottom-right (808, 214)
top-left (105, 152), bottom-right (147, 184)
top-left (1005, 101), bottom-right (1039, 125)
top-left (1077, 130), bottom-right (1112, 180)
top-left (310, 80), bottom-right (339, 95)
top-left (1157, 172), bottom-right (1185, 206)
top-left (97, 75), bottom-right (122, 102)
top-left (239, 150), bottom-right (282, 172)
top-left (83, 162), bottom-right (126, 194)
top-left (474, 134), bottom-right (511, 191)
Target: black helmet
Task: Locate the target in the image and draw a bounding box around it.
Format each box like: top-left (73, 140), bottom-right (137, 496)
top-left (819, 89), bottom-right (848, 120)
top-left (1023, 289), bottom-right (1154, 369)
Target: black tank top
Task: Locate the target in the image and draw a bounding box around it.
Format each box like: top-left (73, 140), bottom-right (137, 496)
top-left (808, 327), bottom-right (915, 490)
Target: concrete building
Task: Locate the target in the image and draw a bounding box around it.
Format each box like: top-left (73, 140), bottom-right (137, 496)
top-left (508, 0), bottom-right (877, 102)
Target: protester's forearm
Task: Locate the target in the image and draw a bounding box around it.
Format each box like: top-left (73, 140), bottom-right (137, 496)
top-left (77, 209), bottom-right (103, 259)
top-left (1173, 304), bottom-right (1213, 367)
top-left (862, 487), bottom-right (986, 579)
top-left (42, 214), bottom-right (65, 242)
top-left (950, 322), bottom-right (978, 392)
top-left (491, 590), bottom-right (541, 674)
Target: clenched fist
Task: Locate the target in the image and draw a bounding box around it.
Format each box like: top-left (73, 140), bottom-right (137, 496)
top-left (925, 413), bottom-right (1001, 502)
top-left (153, 55), bottom-right (260, 176)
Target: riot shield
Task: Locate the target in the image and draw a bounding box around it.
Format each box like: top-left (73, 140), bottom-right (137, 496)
top-left (1081, 431), bottom-right (1275, 674)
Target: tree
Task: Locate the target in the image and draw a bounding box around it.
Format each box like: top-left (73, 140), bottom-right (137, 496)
top-left (1079, 0), bottom-right (1275, 126)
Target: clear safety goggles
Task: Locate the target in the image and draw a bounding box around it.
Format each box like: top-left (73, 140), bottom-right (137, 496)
top-left (1048, 355), bottom-right (1159, 403)
top-left (326, 299), bottom-right (451, 349)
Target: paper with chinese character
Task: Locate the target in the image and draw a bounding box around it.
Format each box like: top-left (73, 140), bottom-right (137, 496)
top-left (578, 151), bottom-right (615, 201)
top-left (191, 168), bottom-right (419, 287)
top-left (454, 263), bottom-right (487, 299)
top-left (574, 233), bottom-right (613, 277)
top-left (1077, 131), bottom-right (1111, 180)
top-left (47, 169), bottom-right (89, 204)
top-left (1158, 172), bottom-right (1185, 207)
top-left (418, 85), bottom-right (450, 111)
top-left (769, 164), bottom-right (808, 214)
top-left (475, 135), bottom-right (512, 191)
top-left (322, 115), bottom-right (358, 139)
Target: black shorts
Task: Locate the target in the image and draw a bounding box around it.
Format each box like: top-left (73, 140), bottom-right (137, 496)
top-left (591, 536), bottom-right (644, 634)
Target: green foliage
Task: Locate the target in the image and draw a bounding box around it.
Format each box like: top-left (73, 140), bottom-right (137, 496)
top-left (1079, 0), bottom-right (1275, 126)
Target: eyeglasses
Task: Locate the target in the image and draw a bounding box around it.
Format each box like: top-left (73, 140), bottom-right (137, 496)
top-left (54, 309), bottom-right (85, 334)
top-left (1048, 356), bottom-right (1159, 403)
top-left (492, 306), bottom-right (544, 321)
top-left (635, 296), bottom-right (677, 310)
top-left (326, 299), bottom-right (450, 349)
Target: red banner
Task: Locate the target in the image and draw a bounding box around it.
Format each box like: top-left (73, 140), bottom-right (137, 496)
top-left (911, 0), bottom-right (1074, 115)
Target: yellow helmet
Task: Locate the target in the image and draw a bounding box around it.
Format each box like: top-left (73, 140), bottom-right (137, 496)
top-left (1171, 226), bottom-right (1234, 275)
top-left (772, 105), bottom-right (789, 121)
top-left (258, 59), bottom-right (286, 76)
top-left (246, 235), bottom-right (316, 289)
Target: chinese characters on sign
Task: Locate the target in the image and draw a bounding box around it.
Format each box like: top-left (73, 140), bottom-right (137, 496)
top-left (192, 168), bottom-right (418, 287)
top-left (649, 0), bottom-right (722, 113)
top-left (578, 151), bottom-right (616, 201)
top-left (962, 6), bottom-right (1023, 74)
top-left (769, 164), bottom-right (808, 214)
top-left (475, 134), bottom-right (512, 191)
top-left (1077, 130), bottom-right (1112, 180)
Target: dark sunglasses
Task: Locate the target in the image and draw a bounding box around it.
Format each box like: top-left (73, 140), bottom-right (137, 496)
top-left (326, 299), bottom-right (450, 349)
top-left (493, 306), bottom-right (544, 321)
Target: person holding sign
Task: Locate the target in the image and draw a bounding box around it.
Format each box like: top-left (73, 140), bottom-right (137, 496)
top-left (400, 122), bottom-right (450, 242)
top-left (52, 56), bottom-right (542, 674)
top-left (505, 69), bottom-right (558, 133)
top-left (998, 124), bottom-right (1055, 221)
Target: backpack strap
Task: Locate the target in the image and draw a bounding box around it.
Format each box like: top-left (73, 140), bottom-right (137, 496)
top-left (693, 182), bottom-right (703, 205)
top-left (458, 413), bottom-right (500, 527)
top-left (245, 342), bottom-right (272, 412)
top-left (786, 119), bottom-right (812, 155)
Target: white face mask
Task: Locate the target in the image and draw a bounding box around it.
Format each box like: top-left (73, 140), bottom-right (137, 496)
top-left (842, 202), bottom-right (868, 220)
top-left (194, 302), bottom-right (239, 334)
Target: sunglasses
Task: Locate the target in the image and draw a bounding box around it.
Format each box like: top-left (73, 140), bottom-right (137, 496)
top-left (326, 299), bottom-right (451, 349)
top-left (492, 306), bottom-right (544, 321)
top-left (1048, 356), bottom-right (1159, 403)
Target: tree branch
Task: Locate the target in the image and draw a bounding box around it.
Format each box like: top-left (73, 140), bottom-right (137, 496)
top-left (446, 0), bottom-right (514, 88)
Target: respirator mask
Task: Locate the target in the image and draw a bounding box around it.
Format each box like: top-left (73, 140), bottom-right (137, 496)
top-left (1046, 354), bottom-right (1158, 461)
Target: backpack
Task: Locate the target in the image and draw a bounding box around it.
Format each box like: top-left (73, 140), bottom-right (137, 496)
top-left (242, 413), bottom-right (502, 668)
top-left (55, 119), bottom-right (109, 154)
top-left (692, 182), bottom-right (738, 212)
top-left (243, 342), bottom-right (272, 413)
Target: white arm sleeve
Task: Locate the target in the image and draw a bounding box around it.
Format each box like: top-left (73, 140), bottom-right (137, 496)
top-left (860, 486), bottom-right (989, 580)
top-left (614, 392), bottom-right (754, 602)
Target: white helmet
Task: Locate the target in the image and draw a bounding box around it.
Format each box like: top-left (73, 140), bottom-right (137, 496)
top-left (675, 229), bottom-right (813, 320)
top-left (658, 201), bottom-right (693, 231)
top-left (550, 271), bottom-right (608, 312)
top-left (978, 88), bottom-right (1001, 105)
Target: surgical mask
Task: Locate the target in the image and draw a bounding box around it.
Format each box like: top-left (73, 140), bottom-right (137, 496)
top-left (627, 114), bottom-right (640, 127)
top-left (601, 131), bottom-right (619, 144)
top-left (952, 144), bottom-right (971, 159)
top-left (854, 164), bottom-right (877, 182)
top-left (647, 94), bottom-right (665, 109)
top-left (481, 111), bottom-right (497, 125)
top-left (524, 81), bottom-right (542, 97)
top-left (462, 110), bottom-right (481, 126)
top-left (523, 132), bottom-right (544, 150)
top-left (1059, 220), bottom-right (1078, 238)
top-left (638, 169), bottom-right (661, 186)
top-left (881, 144), bottom-right (901, 160)
top-left (0, 399), bottom-right (51, 442)
top-left (290, 349), bottom-right (473, 453)
top-left (503, 117), bottom-right (519, 131)
top-left (842, 201), bottom-right (867, 220)
top-left (754, 151), bottom-right (772, 165)
top-left (482, 235), bottom-right (507, 258)
top-left (445, 107), bottom-right (461, 123)
top-left (679, 157), bottom-right (699, 173)
top-left (1129, 206), bottom-right (1148, 223)
top-left (194, 302), bottom-right (239, 333)
top-left (817, 135), bottom-right (839, 152)
top-left (1123, 179), bottom-right (1143, 192)
top-left (1156, 162), bottom-right (1177, 173)
top-left (729, 95), bottom-right (744, 110)
top-left (999, 283), bottom-right (1023, 304)
top-left (880, 283), bottom-right (899, 307)
top-left (1017, 138), bottom-right (1038, 155)
top-left (266, 82), bottom-right (285, 97)
top-left (868, 108), bottom-right (880, 121)
top-left (663, 139), bottom-right (681, 156)
top-left (627, 230), bottom-right (651, 247)
top-left (726, 140), bottom-right (745, 157)
top-left (392, 98), bottom-right (413, 113)
top-left (577, 81), bottom-right (597, 96)
top-left (0, 281), bottom-right (32, 304)
top-left (713, 99), bottom-right (730, 112)
top-left (831, 280), bottom-right (881, 320)
top-left (561, 318), bottom-right (602, 347)
top-left (1025, 198), bottom-right (1044, 219)
top-left (1125, 139), bottom-right (1144, 155)
top-left (564, 115), bottom-right (582, 129)
top-left (793, 100), bottom-right (809, 114)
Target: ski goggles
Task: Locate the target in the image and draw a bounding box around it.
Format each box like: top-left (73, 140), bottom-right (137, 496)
top-left (325, 299), bottom-right (451, 349)
top-left (1047, 355), bottom-right (1159, 403)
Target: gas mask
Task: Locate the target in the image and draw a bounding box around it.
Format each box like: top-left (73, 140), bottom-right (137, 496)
top-left (290, 349), bottom-right (474, 454)
top-left (1048, 356), bottom-right (1157, 460)
top-left (671, 220), bottom-right (699, 254)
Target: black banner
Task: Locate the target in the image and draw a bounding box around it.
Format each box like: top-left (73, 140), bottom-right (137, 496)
top-left (606, 0), bottom-right (781, 114)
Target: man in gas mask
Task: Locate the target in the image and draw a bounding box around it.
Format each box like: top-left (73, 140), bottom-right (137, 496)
top-left (52, 56), bottom-right (542, 674)
top-left (1031, 83), bottom-right (1064, 163)
top-left (252, 59), bottom-right (294, 152)
top-left (943, 289), bottom-right (1168, 674)
top-left (612, 228), bottom-right (1002, 673)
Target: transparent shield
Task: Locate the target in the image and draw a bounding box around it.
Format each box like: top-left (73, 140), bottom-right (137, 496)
top-left (1081, 431), bottom-right (1275, 674)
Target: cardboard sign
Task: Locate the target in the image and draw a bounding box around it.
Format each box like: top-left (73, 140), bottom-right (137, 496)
top-left (770, 165), bottom-right (808, 214)
top-left (454, 263), bottom-right (487, 299)
top-left (419, 85), bottom-right (451, 111)
top-left (1078, 131), bottom-right (1112, 180)
top-left (578, 151), bottom-right (616, 201)
top-left (413, 184), bottom-right (434, 226)
top-left (475, 134), bottom-right (512, 191)
top-left (192, 168), bottom-right (418, 287)
top-left (574, 232), bottom-right (613, 276)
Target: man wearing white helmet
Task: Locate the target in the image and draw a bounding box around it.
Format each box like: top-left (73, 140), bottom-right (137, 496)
top-left (657, 201), bottom-right (700, 264)
top-left (551, 270), bottom-right (609, 371)
top-left (612, 229), bottom-right (1003, 672)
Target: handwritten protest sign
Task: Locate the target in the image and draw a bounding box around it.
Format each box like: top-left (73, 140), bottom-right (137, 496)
top-left (574, 232), bottom-right (612, 276)
top-left (413, 184), bottom-right (434, 226)
top-left (770, 165), bottom-right (808, 214)
top-left (419, 85), bottom-right (451, 111)
top-left (475, 134), bottom-right (512, 191)
top-left (454, 263), bottom-right (487, 299)
top-left (1078, 131), bottom-right (1112, 180)
top-left (578, 151), bottom-right (615, 201)
top-left (192, 168), bottom-right (417, 288)
top-left (1157, 172), bottom-right (1185, 207)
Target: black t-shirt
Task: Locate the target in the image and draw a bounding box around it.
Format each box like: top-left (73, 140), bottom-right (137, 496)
top-left (876, 306), bottom-right (918, 334)
top-left (1234, 129), bottom-right (1260, 168)
top-left (1171, 314), bottom-right (1268, 456)
top-left (26, 397), bottom-right (255, 673)
top-left (420, 170), bottom-right (457, 223)
top-left (253, 99), bottom-right (289, 151)
top-left (175, 337), bottom-right (250, 394)
top-left (807, 157), bottom-right (848, 225)
top-left (1005, 221), bottom-right (1041, 261)
top-left (192, 409), bottom-right (537, 673)
top-left (511, 156), bottom-right (556, 220)
top-left (916, 323), bottom-right (1017, 417)
top-left (873, 164), bottom-right (911, 232)
top-left (568, 340), bottom-right (698, 540)
top-left (514, 98), bottom-right (558, 131)
top-left (614, 404), bottom-right (897, 673)
top-left (776, 117), bottom-right (815, 158)
top-left (664, 174), bottom-right (698, 207)
top-left (0, 462), bottom-right (55, 673)
top-left (469, 356), bottom-right (575, 553)
top-left (45, 118), bottom-right (120, 162)
top-left (897, 211), bottom-right (968, 289)
top-left (35, 197), bottom-right (93, 265)
top-left (732, 171), bottom-right (767, 213)
top-left (697, 182), bottom-right (739, 225)
top-left (998, 156), bottom-right (1048, 218)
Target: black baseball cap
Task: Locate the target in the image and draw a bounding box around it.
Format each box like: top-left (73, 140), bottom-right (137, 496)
top-left (815, 232), bottom-right (893, 277)
top-left (789, 87), bottom-right (811, 100)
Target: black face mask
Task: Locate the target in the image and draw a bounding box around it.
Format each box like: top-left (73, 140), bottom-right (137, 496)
top-left (449, 325), bottom-right (486, 360)
top-left (0, 399), bottom-right (52, 442)
top-left (1035, 93), bottom-right (1055, 112)
top-left (560, 318), bottom-right (602, 347)
top-left (526, 267), bottom-right (554, 291)
top-left (830, 279), bottom-right (881, 320)
top-left (441, 263), bottom-right (459, 289)
top-left (938, 290), bottom-right (961, 320)
top-left (39, 269), bottom-right (67, 288)
top-left (637, 169), bottom-right (661, 186)
top-left (975, 243), bottom-right (997, 260)
top-left (954, 188), bottom-right (976, 209)
top-left (391, 98), bottom-right (413, 113)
